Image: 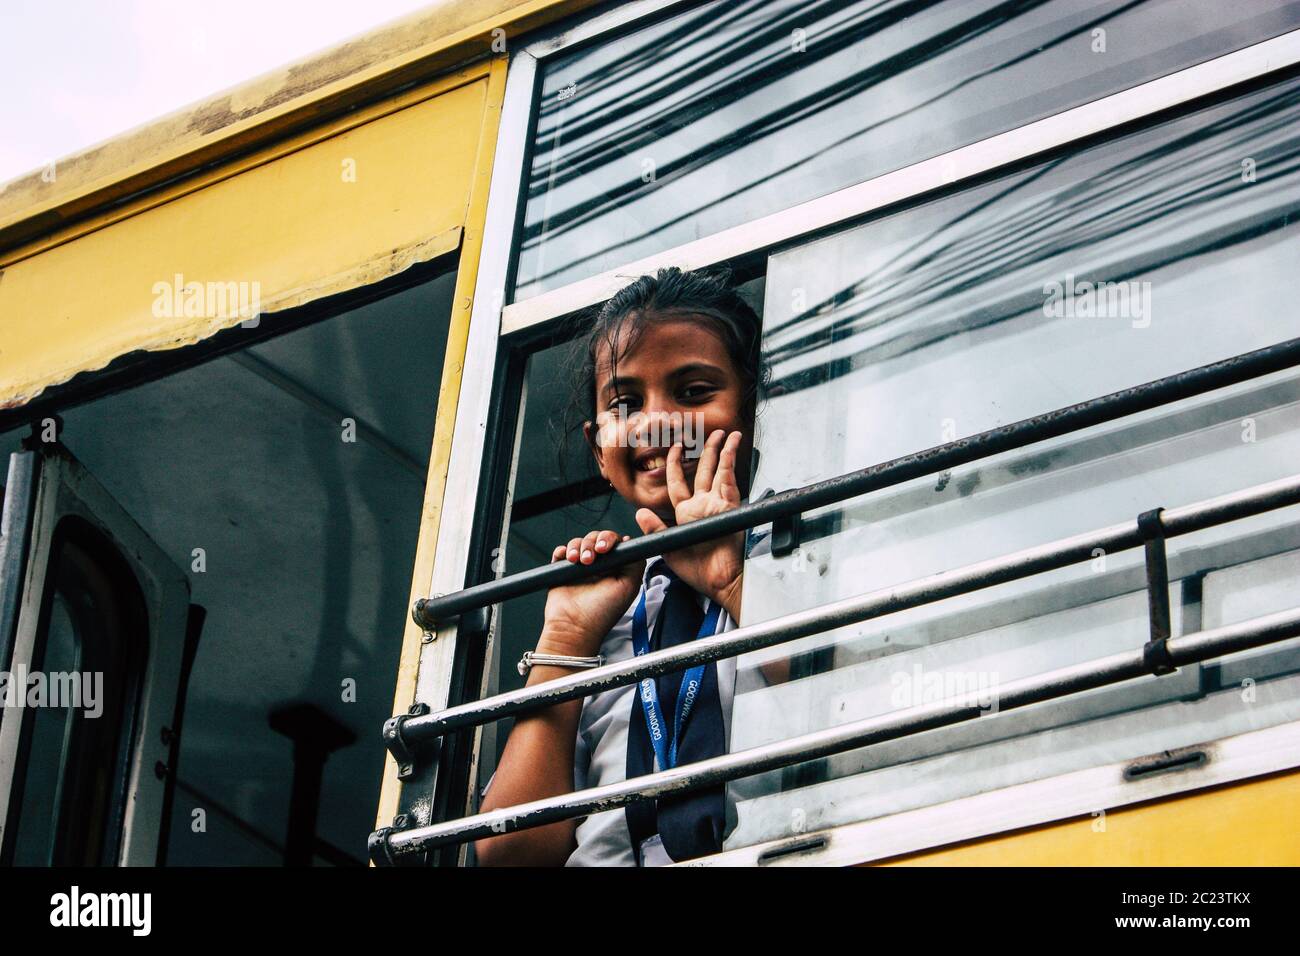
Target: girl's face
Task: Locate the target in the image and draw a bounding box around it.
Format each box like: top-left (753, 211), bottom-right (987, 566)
top-left (585, 316), bottom-right (754, 522)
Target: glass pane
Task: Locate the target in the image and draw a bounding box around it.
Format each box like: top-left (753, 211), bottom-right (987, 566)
top-left (516, 0), bottom-right (1300, 299)
top-left (12, 591), bottom-right (79, 866)
top-left (725, 74), bottom-right (1300, 850)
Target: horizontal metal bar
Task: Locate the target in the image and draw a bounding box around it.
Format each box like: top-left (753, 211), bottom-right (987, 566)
top-left (502, 29), bottom-right (1300, 335)
top-left (396, 473), bottom-right (1300, 747)
top-left (414, 336), bottom-right (1300, 629)
top-left (375, 605), bottom-right (1300, 860)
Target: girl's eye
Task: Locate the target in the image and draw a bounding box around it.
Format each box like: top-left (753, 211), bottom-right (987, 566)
top-left (680, 383), bottom-right (718, 400)
top-left (608, 395), bottom-right (641, 413)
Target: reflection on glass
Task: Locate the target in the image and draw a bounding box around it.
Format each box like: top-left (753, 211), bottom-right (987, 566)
top-left (517, 0), bottom-right (1300, 299)
top-left (12, 592), bottom-right (79, 866)
top-left (725, 75), bottom-right (1300, 851)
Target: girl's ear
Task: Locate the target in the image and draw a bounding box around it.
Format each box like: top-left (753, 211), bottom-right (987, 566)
top-left (582, 420), bottom-right (608, 476)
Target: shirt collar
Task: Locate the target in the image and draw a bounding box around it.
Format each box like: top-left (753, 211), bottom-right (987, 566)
top-left (642, 556), bottom-right (674, 589)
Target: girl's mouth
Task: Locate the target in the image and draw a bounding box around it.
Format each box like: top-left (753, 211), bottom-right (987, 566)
top-left (636, 454), bottom-right (697, 479)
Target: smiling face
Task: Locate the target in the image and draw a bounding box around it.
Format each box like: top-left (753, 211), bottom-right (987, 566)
top-left (584, 315), bottom-right (754, 522)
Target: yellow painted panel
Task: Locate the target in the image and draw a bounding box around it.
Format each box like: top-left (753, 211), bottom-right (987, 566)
top-left (877, 769), bottom-right (1300, 866)
top-left (0, 74), bottom-right (486, 408)
top-left (0, 0), bottom-right (601, 253)
top-left (373, 55), bottom-right (508, 837)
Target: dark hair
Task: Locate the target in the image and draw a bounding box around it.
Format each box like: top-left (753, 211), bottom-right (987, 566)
top-left (555, 265), bottom-right (769, 503)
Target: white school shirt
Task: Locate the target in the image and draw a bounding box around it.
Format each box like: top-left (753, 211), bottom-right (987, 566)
top-left (565, 561), bottom-right (738, 867)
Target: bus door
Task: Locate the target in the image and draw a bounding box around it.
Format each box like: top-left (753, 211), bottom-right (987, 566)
top-left (0, 434), bottom-right (195, 866)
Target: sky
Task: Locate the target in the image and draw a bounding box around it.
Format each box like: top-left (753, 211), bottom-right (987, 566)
top-left (0, 0), bottom-right (442, 186)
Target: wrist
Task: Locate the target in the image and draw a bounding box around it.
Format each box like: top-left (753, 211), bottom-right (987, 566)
top-left (536, 625), bottom-right (603, 659)
top-left (712, 571), bottom-right (744, 621)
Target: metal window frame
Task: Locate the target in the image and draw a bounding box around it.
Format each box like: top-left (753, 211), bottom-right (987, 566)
top-left (389, 4), bottom-right (1300, 866)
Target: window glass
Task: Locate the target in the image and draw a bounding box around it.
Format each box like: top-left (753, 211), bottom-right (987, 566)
top-left (725, 74), bottom-right (1300, 850)
top-left (10, 528), bottom-right (146, 865)
top-left (516, 0), bottom-right (1300, 299)
top-left (11, 591), bottom-right (79, 865)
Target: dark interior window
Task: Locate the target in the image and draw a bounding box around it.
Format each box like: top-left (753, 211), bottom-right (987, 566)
top-left (9, 517), bottom-right (147, 866)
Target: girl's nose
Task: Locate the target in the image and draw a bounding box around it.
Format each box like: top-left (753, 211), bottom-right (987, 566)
top-left (630, 405), bottom-right (691, 449)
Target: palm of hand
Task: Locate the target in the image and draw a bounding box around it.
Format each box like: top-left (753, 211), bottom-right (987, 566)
top-left (636, 430), bottom-right (746, 605)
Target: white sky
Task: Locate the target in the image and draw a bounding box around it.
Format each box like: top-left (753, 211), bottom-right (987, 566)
top-left (0, 0), bottom-right (441, 185)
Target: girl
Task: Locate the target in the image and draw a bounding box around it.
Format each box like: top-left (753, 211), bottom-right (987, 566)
top-left (475, 266), bottom-right (766, 866)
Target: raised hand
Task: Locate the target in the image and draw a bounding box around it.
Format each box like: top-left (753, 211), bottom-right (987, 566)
top-left (634, 429), bottom-right (746, 621)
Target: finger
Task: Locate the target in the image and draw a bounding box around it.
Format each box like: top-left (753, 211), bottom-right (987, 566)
top-left (665, 443), bottom-right (692, 506)
top-left (713, 431), bottom-right (743, 503)
top-left (552, 544), bottom-right (567, 563)
top-left (566, 537), bottom-right (585, 562)
top-left (694, 429), bottom-right (725, 494)
top-left (580, 530), bottom-right (604, 563)
top-left (594, 530), bottom-right (620, 553)
top-left (635, 507), bottom-right (669, 536)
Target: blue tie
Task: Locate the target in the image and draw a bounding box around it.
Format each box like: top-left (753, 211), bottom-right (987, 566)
top-left (625, 561), bottom-right (727, 863)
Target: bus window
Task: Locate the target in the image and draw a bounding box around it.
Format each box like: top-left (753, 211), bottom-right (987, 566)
top-left (471, 278), bottom-right (766, 845)
top-left (10, 522), bottom-right (148, 866)
top-left (10, 582), bottom-right (79, 864)
top-left (723, 70), bottom-right (1300, 849)
top-left (515, 0), bottom-right (1300, 299)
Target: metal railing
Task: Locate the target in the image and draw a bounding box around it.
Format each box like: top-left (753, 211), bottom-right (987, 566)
top-left (370, 473), bottom-right (1300, 864)
top-left (392, 476), bottom-right (1300, 747)
top-left (411, 336), bottom-right (1300, 629)
top-left (372, 337), bottom-right (1300, 865)
top-left (371, 604), bottom-right (1300, 863)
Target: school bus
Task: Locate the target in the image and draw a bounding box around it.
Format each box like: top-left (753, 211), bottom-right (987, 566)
top-left (2, 0), bottom-right (1299, 867)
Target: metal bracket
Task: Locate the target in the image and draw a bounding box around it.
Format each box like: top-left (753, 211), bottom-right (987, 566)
top-left (367, 814), bottom-right (414, 867)
top-left (1138, 508), bottom-right (1177, 676)
top-left (385, 602), bottom-right (492, 780)
top-left (759, 488), bottom-right (803, 558)
top-left (384, 702), bottom-right (431, 780)
top-left (367, 827), bottom-right (394, 867)
top-left (411, 596), bottom-right (438, 631)
top-left (771, 510), bottom-right (802, 558)
top-left (411, 596), bottom-right (491, 639)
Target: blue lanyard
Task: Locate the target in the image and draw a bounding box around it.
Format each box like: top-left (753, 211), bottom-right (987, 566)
top-left (631, 577), bottom-right (722, 772)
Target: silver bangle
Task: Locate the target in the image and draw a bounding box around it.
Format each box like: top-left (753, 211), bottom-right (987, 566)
top-left (517, 651), bottom-right (604, 676)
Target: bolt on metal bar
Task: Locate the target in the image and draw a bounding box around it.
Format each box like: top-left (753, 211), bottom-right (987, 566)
top-left (371, 605), bottom-right (1300, 861)
top-left (387, 473), bottom-right (1300, 754)
top-left (413, 336), bottom-right (1300, 629)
